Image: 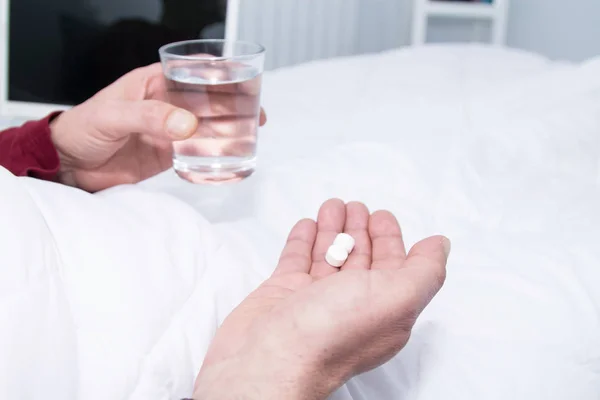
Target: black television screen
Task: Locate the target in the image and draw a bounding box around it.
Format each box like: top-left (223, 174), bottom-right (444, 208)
top-left (8, 0), bottom-right (227, 106)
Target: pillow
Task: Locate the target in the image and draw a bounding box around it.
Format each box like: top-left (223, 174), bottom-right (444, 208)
top-left (0, 167), bottom-right (265, 399)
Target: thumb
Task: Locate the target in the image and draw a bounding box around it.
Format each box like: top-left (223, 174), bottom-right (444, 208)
top-left (397, 235), bottom-right (450, 313)
top-left (97, 99), bottom-right (198, 141)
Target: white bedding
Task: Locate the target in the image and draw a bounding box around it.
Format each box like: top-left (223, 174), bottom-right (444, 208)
top-left (2, 44), bottom-right (600, 399)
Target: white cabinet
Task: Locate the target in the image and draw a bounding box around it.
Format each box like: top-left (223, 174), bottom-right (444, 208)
top-left (411, 0), bottom-right (510, 46)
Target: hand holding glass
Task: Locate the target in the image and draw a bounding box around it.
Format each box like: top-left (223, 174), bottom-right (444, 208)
top-left (159, 40), bottom-right (265, 184)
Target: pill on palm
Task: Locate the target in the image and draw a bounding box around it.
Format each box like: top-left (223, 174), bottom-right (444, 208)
top-left (333, 233), bottom-right (355, 253)
top-left (325, 244), bottom-right (349, 268)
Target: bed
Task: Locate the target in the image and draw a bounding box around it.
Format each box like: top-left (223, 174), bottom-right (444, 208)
top-left (1, 44), bottom-right (600, 399)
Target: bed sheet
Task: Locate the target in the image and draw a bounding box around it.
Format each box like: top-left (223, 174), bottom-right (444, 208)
top-left (2, 44), bottom-right (600, 400)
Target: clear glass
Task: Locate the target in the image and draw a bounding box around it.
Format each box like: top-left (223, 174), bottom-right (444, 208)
top-left (159, 39), bottom-right (266, 184)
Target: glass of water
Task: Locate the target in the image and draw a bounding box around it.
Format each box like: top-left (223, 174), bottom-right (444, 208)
top-left (159, 39), bottom-right (265, 184)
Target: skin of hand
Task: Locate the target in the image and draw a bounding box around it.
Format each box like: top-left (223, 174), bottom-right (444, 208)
top-left (193, 199), bottom-right (451, 400)
top-left (49, 63), bottom-right (267, 192)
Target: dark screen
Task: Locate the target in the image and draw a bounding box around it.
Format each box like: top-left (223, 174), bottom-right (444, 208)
top-left (8, 0), bottom-right (226, 105)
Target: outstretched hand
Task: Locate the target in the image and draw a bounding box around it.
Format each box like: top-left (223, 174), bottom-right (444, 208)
top-left (194, 199), bottom-right (450, 400)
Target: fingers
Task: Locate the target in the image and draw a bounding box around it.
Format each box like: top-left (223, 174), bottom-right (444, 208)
top-left (98, 99), bottom-right (263, 146)
top-left (131, 60), bottom-right (263, 96)
top-left (166, 90), bottom-right (260, 119)
top-left (341, 202), bottom-right (372, 270)
top-left (399, 235), bottom-right (451, 311)
top-left (96, 61), bottom-right (266, 145)
top-left (194, 116), bottom-right (259, 139)
top-left (272, 219), bottom-right (317, 277)
top-left (310, 199), bottom-right (346, 278)
top-left (98, 63), bottom-right (164, 101)
top-left (187, 112), bottom-right (264, 140)
top-left (97, 99), bottom-right (199, 141)
top-left (259, 108), bottom-right (267, 126)
top-left (369, 211), bottom-right (407, 270)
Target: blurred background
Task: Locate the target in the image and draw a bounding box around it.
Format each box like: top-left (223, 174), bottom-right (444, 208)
top-left (7, 0), bottom-right (600, 107)
top-left (9, 0), bottom-right (228, 105)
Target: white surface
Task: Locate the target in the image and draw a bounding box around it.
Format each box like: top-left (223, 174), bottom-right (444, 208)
top-left (411, 0), bottom-right (510, 46)
top-left (2, 45), bottom-right (600, 399)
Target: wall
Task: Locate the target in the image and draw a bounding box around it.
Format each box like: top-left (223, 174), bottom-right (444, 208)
top-left (506, 0), bottom-right (600, 62)
top-left (366, 0), bottom-right (600, 62)
top-left (238, 0), bottom-right (363, 70)
top-left (354, 0), bottom-right (409, 54)
top-left (238, 0), bottom-right (600, 71)
top-left (9, 0), bottom-right (600, 99)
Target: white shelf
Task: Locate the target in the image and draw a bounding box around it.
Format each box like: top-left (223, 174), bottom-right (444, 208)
top-left (411, 0), bottom-right (509, 46)
top-left (425, 1), bottom-right (496, 19)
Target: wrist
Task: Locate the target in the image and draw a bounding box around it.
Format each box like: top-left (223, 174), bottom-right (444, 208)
top-left (48, 110), bottom-right (77, 186)
top-left (193, 363), bottom-right (306, 400)
top-left (193, 351), bottom-right (338, 400)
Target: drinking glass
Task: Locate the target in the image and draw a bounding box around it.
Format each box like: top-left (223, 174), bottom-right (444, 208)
top-left (159, 39), bottom-right (266, 184)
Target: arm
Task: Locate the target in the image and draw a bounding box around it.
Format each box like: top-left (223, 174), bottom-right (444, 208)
top-left (187, 200), bottom-right (449, 400)
top-left (0, 112), bottom-right (62, 181)
top-left (0, 64), bottom-right (264, 192)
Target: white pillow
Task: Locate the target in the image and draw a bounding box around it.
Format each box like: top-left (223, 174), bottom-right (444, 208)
top-left (0, 167), bottom-right (269, 400)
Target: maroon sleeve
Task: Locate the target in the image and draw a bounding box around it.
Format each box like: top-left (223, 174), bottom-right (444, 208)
top-left (0, 112), bottom-right (62, 181)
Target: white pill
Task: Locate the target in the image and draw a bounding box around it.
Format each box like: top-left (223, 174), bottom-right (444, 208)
top-left (325, 244), bottom-right (349, 268)
top-left (333, 233), bottom-right (355, 253)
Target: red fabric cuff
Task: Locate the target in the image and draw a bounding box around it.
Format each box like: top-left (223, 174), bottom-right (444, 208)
top-left (0, 112), bottom-right (62, 181)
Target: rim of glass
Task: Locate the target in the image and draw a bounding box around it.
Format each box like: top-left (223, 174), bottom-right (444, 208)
top-left (159, 39), bottom-right (266, 61)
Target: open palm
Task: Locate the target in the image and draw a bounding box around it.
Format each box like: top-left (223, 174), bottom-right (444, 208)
top-left (196, 199), bottom-right (450, 398)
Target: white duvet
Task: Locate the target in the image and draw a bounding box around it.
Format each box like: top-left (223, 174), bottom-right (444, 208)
top-left (1, 45), bottom-right (600, 399)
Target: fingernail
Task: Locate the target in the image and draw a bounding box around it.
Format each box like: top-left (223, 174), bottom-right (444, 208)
top-left (166, 109), bottom-right (196, 139)
top-left (441, 237), bottom-right (452, 258)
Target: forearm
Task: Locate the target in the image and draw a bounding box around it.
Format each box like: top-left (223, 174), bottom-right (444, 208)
top-left (192, 355), bottom-right (339, 400)
top-left (0, 112), bottom-right (62, 180)
top-left (193, 369), bottom-right (311, 400)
